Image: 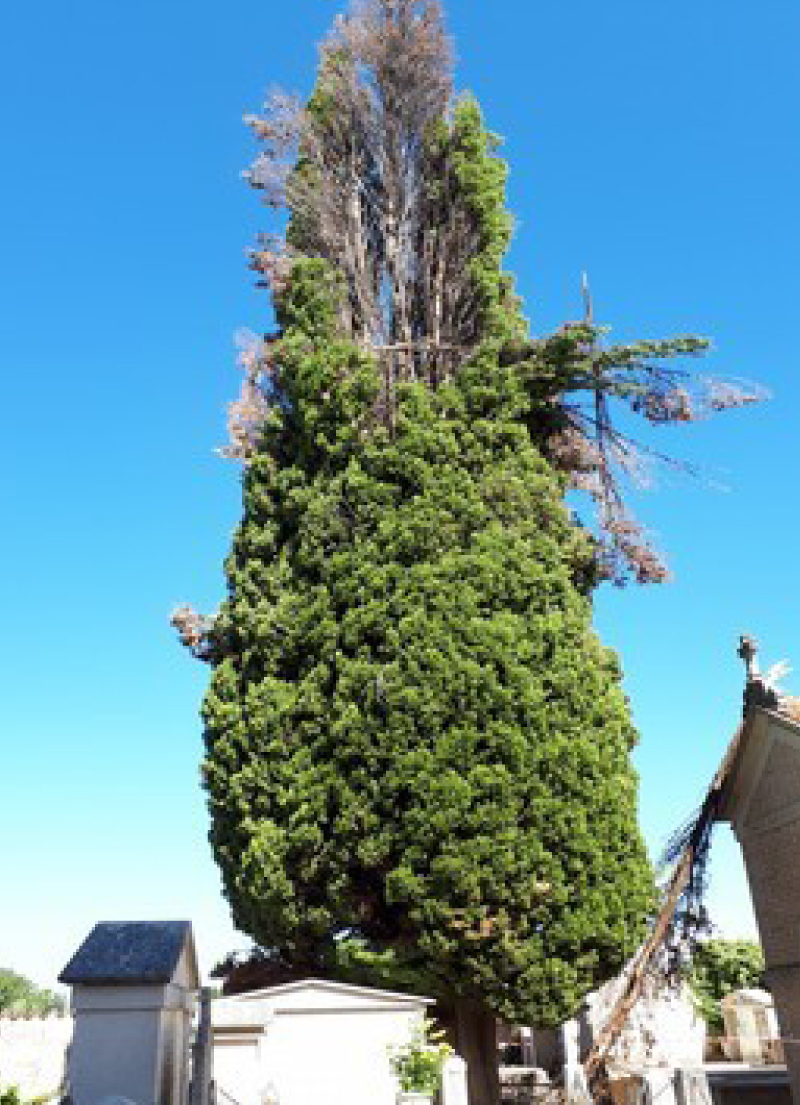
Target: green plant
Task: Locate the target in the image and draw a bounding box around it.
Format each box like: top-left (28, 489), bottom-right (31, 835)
top-left (687, 939), bottom-right (765, 1035)
top-left (0, 971), bottom-right (64, 1017)
top-left (389, 1019), bottom-right (453, 1096)
top-left (0, 1086), bottom-right (23, 1105)
top-left (181, 20), bottom-right (656, 1095)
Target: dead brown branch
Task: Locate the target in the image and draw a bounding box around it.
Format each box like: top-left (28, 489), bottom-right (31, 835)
top-left (242, 0), bottom-right (493, 386)
top-left (227, 0), bottom-right (768, 587)
top-left (583, 722), bottom-right (746, 1088)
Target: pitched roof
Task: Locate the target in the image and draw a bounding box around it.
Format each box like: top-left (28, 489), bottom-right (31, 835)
top-left (59, 921), bottom-right (194, 985)
top-left (225, 977), bottom-right (434, 1005)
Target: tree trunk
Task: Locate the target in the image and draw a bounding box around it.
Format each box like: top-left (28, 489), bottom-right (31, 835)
top-left (451, 998), bottom-right (501, 1105)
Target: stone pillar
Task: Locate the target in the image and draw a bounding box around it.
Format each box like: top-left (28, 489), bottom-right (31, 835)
top-left (188, 988), bottom-right (213, 1105)
top-left (738, 823), bottom-right (800, 1089)
top-left (560, 1019), bottom-right (580, 1067)
top-left (518, 1028), bottom-right (535, 1067)
top-left (673, 1068), bottom-right (712, 1105)
top-left (761, 967), bottom-right (800, 1082)
top-left (59, 921), bottom-right (199, 1105)
top-left (442, 1055), bottom-right (469, 1105)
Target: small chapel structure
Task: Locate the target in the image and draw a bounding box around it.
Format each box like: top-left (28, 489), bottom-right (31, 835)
top-left (716, 648), bottom-right (800, 1103)
top-left (59, 921), bottom-right (199, 1105)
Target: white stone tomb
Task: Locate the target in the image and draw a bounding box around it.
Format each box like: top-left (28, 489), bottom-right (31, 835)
top-left (211, 979), bottom-right (435, 1105)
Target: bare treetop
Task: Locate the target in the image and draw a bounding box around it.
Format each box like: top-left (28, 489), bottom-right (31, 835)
top-left (245, 0), bottom-right (476, 368)
top-left (217, 0), bottom-right (768, 586)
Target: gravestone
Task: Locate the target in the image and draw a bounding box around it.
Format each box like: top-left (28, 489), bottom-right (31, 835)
top-left (720, 989), bottom-right (780, 1065)
top-left (442, 1055), bottom-right (469, 1105)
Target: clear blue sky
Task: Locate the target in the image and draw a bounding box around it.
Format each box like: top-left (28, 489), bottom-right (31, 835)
top-left (3, 0), bottom-right (798, 989)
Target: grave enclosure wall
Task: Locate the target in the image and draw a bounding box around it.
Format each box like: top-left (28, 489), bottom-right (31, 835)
top-left (0, 1014), bottom-right (72, 1100)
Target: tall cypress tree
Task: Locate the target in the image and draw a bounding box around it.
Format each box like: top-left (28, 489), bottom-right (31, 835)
top-left (175, 4), bottom-right (763, 1101)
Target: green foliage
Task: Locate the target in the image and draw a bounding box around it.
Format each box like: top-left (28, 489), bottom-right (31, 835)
top-left (198, 1), bottom-right (656, 1034)
top-left (445, 95), bottom-right (526, 346)
top-left (0, 1087), bottom-right (53, 1105)
top-left (203, 268), bottom-right (653, 1023)
top-left (687, 939), bottom-right (765, 1034)
top-left (0, 971), bottom-right (64, 1017)
top-left (388, 1018), bottom-right (453, 1095)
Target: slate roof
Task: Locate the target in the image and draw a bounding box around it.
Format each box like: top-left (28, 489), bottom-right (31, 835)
top-left (59, 921), bottom-right (193, 985)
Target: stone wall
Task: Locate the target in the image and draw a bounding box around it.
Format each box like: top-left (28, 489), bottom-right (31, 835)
top-left (0, 1015), bottom-right (73, 1100)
